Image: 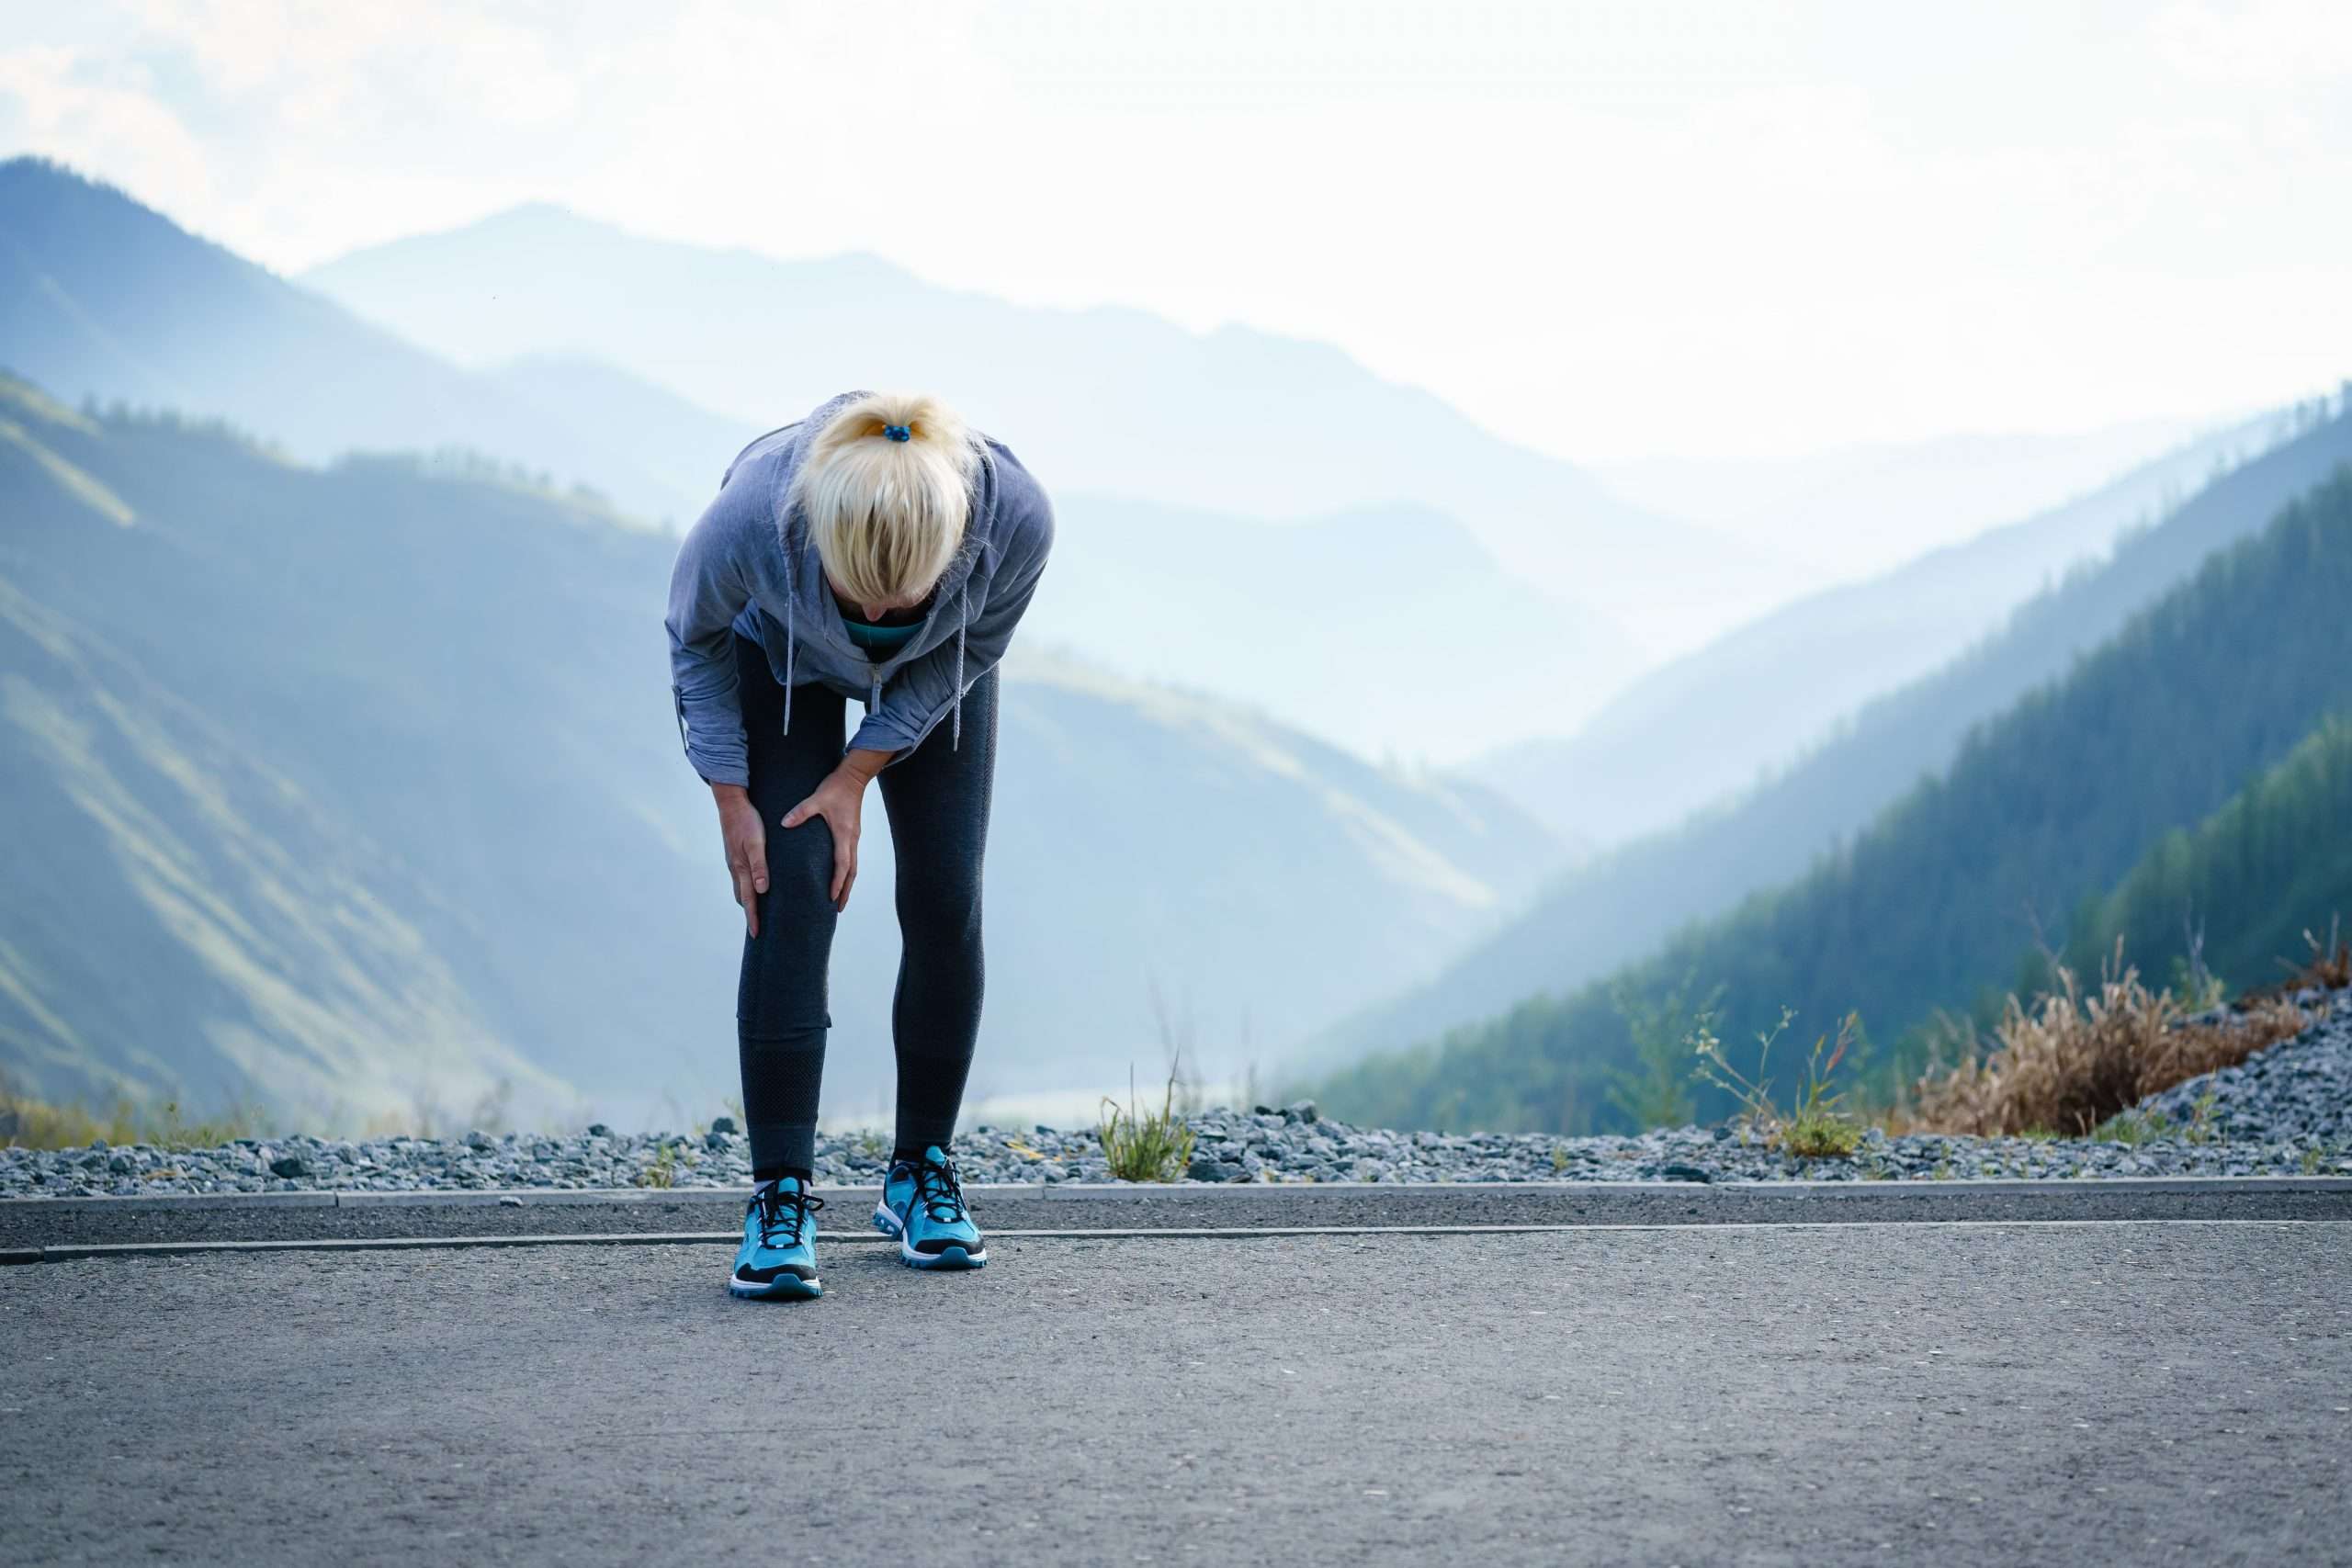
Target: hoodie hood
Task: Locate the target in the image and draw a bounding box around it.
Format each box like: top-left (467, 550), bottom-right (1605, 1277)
top-left (735, 389), bottom-right (990, 745)
top-left (669, 388), bottom-right (1050, 779)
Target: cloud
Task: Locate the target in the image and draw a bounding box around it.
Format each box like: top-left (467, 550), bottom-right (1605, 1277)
top-left (0, 42), bottom-right (215, 209)
top-left (120, 0), bottom-right (585, 129)
top-left (3, 1), bottom-right (2349, 460)
top-left (2151, 0), bottom-right (2352, 85)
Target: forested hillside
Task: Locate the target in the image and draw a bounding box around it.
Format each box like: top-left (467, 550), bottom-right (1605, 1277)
top-left (1308, 396), bottom-right (2352, 1077)
top-left (1316, 468), bottom-right (2352, 1133)
top-left (0, 374), bottom-right (1560, 1125)
top-left (1484, 399), bottom-right (2320, 847)
top-left (2057, 716), bottom-right (2352, 998)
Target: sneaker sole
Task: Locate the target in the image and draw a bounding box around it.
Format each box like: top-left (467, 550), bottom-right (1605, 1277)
top-left (872, 1201), bottom-right (987, 1269)
top-left (729, 1271), bottom-right (821, 1301)
top-left (900, 1240), bottom-right (986, 1269)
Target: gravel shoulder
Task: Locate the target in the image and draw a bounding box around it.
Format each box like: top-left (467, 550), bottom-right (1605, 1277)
top-left (8, 988), bottom-right (2346, 1202)
top-left (5, 1223), bottom-right (2346, 1566)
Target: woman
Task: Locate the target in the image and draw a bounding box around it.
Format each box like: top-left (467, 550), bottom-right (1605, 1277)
top-left (667, 389), bottom-right (1054, 1301)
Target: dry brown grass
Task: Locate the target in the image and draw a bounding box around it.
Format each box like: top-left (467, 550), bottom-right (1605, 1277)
top-left (0, 1074), bottom-right (268, 1151)
top-left (1912, 942), bottom-right (2314, 1137)
top-left (2252, 920), bottom-right (2352, 998)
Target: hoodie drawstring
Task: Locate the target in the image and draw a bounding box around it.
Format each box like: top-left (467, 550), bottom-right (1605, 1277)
top-left (951, 585), bottom-right (969, 750)
top-left (781, 544), bottom-right (970, 751)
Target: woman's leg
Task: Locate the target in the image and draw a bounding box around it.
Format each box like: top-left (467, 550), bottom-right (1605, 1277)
top-left (875, 665), bottom-right (999, 1156)
top-left (735, 635), bottom-right (848, 1179)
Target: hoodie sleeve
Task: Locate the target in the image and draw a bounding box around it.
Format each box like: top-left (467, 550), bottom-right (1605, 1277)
top-left (664, 490), bottom-right (756, 789)
top-left (849, 475), bottom-right (1055, 760)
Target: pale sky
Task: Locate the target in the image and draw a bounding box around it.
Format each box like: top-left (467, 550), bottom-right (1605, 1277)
top-left (4, 0), bottom-right (2348, 463)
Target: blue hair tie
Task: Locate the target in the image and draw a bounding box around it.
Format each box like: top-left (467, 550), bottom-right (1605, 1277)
top-left (882, 423), bottom-right (911, 442)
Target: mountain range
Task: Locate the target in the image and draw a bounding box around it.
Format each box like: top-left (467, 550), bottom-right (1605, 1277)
top-left (0, 157), bottom-right (1723, 764)
top-left (1594, 416), bottom-right (2216, 581)
top-left (1310, 395), bottom-right (2352, 1079)
top-left (1486, 399), bottom-right (2325, 848)
top-left (0, 371), bottom-right (1563, 1124)
top-left (1319, 460), bottom-right (2352, 1131)
top-left (10, 152), bottom-right (2345, 1141)
top-left (300, 200), bottom-right (1810, 673)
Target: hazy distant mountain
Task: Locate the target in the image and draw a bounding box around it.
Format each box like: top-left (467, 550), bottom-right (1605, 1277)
top-left (0, 157), bottom-right (731, 525)
top-left (1034, 494), bottom-right (1620, 768)
top-left (479, 354), bottom-right (763, 527)
top-left (303, 203), bottom-right (1807, 671)
top-left (0, 374), bottom-right (1563, 1124)
top-left (1593, 416), bottom-right (2221, 580)
top-left (1484, 401), bottom-right (2320, 846)
top-left (1308, 392), bottom-right (2352, 1075)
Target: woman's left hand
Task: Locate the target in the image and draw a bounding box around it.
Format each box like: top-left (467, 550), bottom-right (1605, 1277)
top-left (781, 749), bottom-right (892, 911)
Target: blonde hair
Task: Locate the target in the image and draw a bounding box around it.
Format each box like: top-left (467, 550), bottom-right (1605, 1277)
top-left (787, 391), bottom-right (982, 607)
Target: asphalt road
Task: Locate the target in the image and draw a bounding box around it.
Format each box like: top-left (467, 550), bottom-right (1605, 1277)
top-left (5, 1220), bottom-right (2346, 1565)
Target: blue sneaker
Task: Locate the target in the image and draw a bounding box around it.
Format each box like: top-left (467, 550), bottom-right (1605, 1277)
top-left (872, 1146), bottom-right (987, 1269)
top-left (729, 1176), bottom-right (824, 1300)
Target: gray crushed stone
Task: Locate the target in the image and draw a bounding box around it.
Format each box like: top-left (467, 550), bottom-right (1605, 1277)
top-left (6, 989), bottom-right (2346, 1200)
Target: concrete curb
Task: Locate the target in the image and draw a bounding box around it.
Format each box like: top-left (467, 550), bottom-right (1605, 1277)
top-left (6, 1174), bottom-right (2350, 1213)
top-left (16, 1214), bottom-right (2346, 1266)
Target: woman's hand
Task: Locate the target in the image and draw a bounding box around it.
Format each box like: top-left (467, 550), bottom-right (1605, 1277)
top-left (782, 749), bottom-right (894, 911)
top-left (710, 783), bottom-right (768, 937)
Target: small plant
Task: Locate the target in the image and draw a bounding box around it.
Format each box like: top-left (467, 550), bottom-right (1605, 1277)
top-left (1098, 1066), bottom-right (1195, 1183)
top-left (2094, 1108), bottom-right (2170, 1146)
top-left (1691, 1008), bottom-right (1864, 1158)
top-left (2312, 919), bottom-right (2352, 990)
top-left (637, 1142), bottom-right (680, 1190)
top-left (2182, 1088), bottom-right (2222, 1146)
top-left (1780, 1103), bottom-right (1863, 1162)
top-left (1550, 1144), bottom-right (1570, 1173)
top-left (2168, 911), bottom-right (2226, 1010)
top-left (2300, 1145), bottom-right (2326, 1176)
top-left (2258, 918), bottom-right (2349, 996)
top-left (1609, 974), bottom-right (1720, 1130)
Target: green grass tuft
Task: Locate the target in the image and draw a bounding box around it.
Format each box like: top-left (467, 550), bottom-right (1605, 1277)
top-left (635, 1142), bottom-right (682, 1189)
top-left (1098, 1068), bottom-right (1195, 1183)
top-left (1780, 1105), bottom-right (1864, 1159)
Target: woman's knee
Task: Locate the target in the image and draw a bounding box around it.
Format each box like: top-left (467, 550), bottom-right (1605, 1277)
top-left (763, 816), bottom-right (837, 905)
top-left (895, 864), bottom-right (983, 947)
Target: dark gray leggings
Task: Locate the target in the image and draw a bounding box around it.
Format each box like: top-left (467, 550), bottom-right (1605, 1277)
top-left (733, 634), bottom-right (995, 1175)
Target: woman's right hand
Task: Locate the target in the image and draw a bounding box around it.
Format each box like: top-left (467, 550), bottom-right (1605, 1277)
top-left (711, 783), bottom-right (768, 937)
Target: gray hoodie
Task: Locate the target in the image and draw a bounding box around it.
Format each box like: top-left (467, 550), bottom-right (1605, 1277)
top-left (665, 390), bottom-right (1056, 787)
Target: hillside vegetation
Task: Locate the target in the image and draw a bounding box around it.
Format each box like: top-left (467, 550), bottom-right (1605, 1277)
top-left (1317, 468), bottom-right (2352, 1133)
top-left (2055, 716), bottom-right (2352, 1000)
top-left (1309, 395), bottom-right (2352, 1077)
